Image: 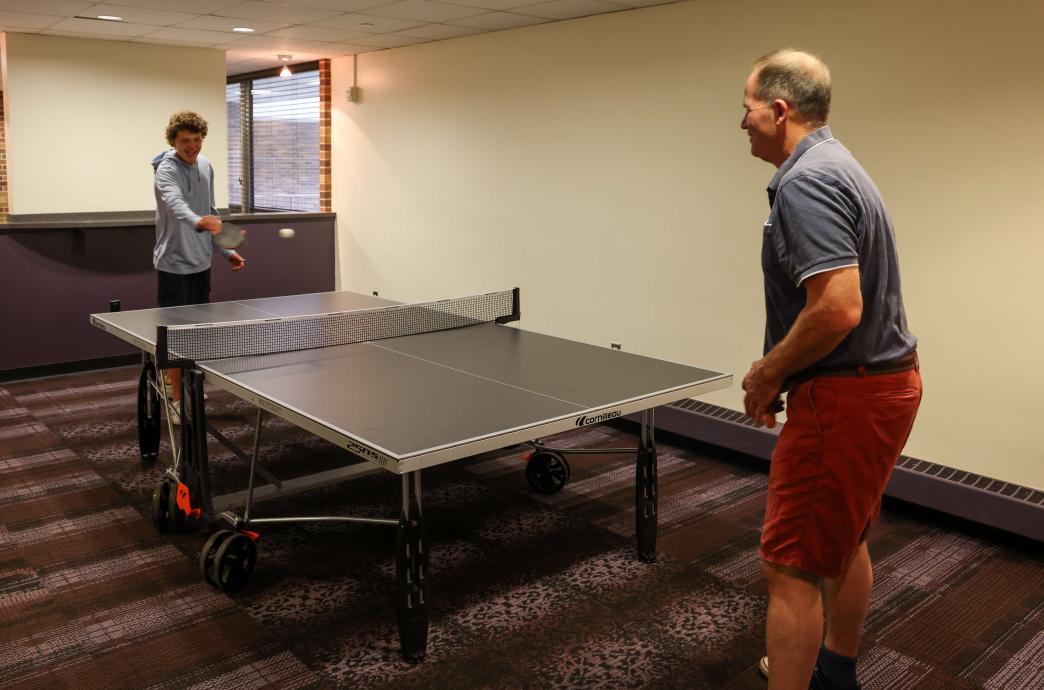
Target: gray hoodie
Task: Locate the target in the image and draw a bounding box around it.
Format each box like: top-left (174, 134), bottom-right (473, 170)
top-left (151, 149), bottom-right (232, 274)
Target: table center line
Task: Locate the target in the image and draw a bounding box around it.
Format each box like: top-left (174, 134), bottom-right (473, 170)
top-left (367, 337), bottom-right (589, 410)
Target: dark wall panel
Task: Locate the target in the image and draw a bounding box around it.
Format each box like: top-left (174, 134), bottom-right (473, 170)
top-left (0, 219), bottom-right (334, 372)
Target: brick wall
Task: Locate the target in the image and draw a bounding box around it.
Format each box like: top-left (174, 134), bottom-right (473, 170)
top-left (0, 90), bottom-right (8, 220)
top-left (319, 59), bottom-right (331, 213)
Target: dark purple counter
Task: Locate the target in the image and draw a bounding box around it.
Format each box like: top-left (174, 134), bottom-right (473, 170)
top-left (1, 213), bottom-right (336, 376)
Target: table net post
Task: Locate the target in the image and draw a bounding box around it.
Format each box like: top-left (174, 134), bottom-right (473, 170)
top-left (178, 369), bottom-right (213, 519)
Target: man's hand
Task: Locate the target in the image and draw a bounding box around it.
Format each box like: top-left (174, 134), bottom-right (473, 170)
top-left (742, 358), bottom-right (784, 428)
top-left (229, 252), bottom-right (245, 272)
top-left (741, 267), bottom-right (862, 429)
top-left (197, 215), bottom-right (222, 234)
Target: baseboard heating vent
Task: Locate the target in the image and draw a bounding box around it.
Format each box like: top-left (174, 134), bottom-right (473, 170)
top-left (888, 454), bottom-right (1044, 542)
top-left (652, 398), bottom-right (782, 460)
top-left (625, 400), bottom-right (1043, 544)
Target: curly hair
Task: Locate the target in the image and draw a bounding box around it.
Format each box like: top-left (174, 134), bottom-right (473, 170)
top-left (165, 110), bottom-right (209, 145)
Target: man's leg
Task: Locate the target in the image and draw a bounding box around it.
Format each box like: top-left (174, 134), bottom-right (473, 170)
top-left (764, 560), bottom-right (822, 690)
top-left (788, 540), bottom-right (872, 689)
top-left (822, 541), bottom-right (873, 657)
top-left (157, 270), bottom-right (184, 403)
top-left (157, 268), bottom-right (209, 404)
top-left (165, 369), bottom-right (181, 402)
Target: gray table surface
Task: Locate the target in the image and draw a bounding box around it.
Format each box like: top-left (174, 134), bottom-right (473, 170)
top-left (92, 291), bottom-right (731, 472)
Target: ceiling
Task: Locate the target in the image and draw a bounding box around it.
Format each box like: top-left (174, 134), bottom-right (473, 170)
top-left (0, 0), bottom-right (679, 75)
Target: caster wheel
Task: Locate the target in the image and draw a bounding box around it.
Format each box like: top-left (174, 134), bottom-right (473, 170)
top-left (167, 481), bottom-right (186, 533)
top-left (213, 533), bottom-right (257, 592)
top-left (200, 529), bottom-right (234, 586)
top-left (151, 479), bottom-right (173, 532)
top-left (525, 451), bottom-right (571, 494)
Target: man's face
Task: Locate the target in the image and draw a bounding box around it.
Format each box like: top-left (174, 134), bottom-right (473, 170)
top-left (172, 130), bottom-right (203, 165)
top-left (741, 71), bottom-right (780, 164)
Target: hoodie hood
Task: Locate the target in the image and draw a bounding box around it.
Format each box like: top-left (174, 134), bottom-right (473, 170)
top-left (151, 148), bottom-right (176, 171)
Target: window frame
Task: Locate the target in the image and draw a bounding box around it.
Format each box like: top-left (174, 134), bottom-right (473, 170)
top-left (227, 60), bottom-right (326, 214)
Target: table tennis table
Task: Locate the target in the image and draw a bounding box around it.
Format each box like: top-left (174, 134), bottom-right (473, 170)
top-left (90, 288), bottom-right (730, 662)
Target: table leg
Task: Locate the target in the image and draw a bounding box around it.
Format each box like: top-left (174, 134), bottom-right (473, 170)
top-left (136, 353), bottom-right (161, 463)
top-left (396, 471), bottom-right (429, 662)
top-left (635, 409), bottom-right (658, 563)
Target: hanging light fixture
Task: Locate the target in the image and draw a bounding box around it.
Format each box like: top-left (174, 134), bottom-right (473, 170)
top-left (278, 55), bottom-right (292, 78)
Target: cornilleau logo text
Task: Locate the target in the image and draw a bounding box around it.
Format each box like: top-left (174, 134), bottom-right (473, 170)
top-left (346, 441), bottom-right (388, 467)
top-left (575, 410), bottom-right (622, 427)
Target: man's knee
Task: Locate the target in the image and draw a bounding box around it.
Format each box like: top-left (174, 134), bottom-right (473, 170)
top-left (762, 559), bottom-right (822, 599)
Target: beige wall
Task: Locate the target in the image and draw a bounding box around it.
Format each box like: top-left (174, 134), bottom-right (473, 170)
top-left (2, 32), bottom-right (227, 214)
top-left (332, 0), bottom-right (1044, 490)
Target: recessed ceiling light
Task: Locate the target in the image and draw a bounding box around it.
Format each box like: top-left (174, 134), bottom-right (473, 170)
top-left (97, 15), bottom-right (123, 21)
top-left (232, 27), bottom-right (255, 33)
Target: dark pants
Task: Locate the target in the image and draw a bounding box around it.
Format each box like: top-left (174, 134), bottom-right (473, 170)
top-left (157, 269), bottom-right (211, 308)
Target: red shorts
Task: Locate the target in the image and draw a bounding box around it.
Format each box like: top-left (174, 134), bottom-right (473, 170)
top-left (759, 367), bottom-right (923, 579)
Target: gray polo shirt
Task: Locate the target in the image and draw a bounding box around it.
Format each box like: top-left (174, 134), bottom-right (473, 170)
top-left (761, 126), bottom-right (917, 373)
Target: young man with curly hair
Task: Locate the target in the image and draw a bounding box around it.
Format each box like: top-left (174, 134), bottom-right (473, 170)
top-left (152, 110), bottom-right (245, 403)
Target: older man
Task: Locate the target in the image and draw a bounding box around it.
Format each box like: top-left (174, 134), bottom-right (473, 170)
top-left (739, 50), bottom-right (922, 690)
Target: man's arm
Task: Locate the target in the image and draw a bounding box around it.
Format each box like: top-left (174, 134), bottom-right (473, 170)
top-left (155, 162), bottom-right (220, 233)
top-left (205, 159), bottom-right (244, 270)
top-left (742, 265), bottom-right (862, 426)
top-left (155, 163), bottom-right (201, 226)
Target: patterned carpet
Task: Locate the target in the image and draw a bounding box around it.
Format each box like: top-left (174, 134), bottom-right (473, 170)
top-left (1, 365), bottom-right (1041, 689)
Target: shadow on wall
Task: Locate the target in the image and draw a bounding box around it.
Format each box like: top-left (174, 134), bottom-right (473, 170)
top-left (8, 226), bottom-right (153, 275)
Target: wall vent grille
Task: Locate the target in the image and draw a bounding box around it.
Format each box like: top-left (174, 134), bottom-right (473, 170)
top-left (632, 399), bottom-right (1044, 543)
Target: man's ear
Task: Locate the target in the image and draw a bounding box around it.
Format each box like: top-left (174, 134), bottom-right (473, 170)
top-left (773, 99), bottom-right (789, 125)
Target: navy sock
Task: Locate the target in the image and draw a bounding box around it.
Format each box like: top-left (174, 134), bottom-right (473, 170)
top-left (816, 645), bottom-right (859, 689)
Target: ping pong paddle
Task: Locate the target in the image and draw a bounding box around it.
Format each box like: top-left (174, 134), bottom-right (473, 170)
top-left (213, 221), bottom-right (246, 249)
top-left (764, 397), bottom-right (784, 428)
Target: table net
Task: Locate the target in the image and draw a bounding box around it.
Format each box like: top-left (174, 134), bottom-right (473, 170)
top-left (160, 289), bottom-right (518, 364)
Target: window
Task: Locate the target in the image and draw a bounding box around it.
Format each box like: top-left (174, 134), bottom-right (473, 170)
top-left (226, 83), bottom-right (243, 209)
top-left (227, 62), bottom-right (325, 213)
